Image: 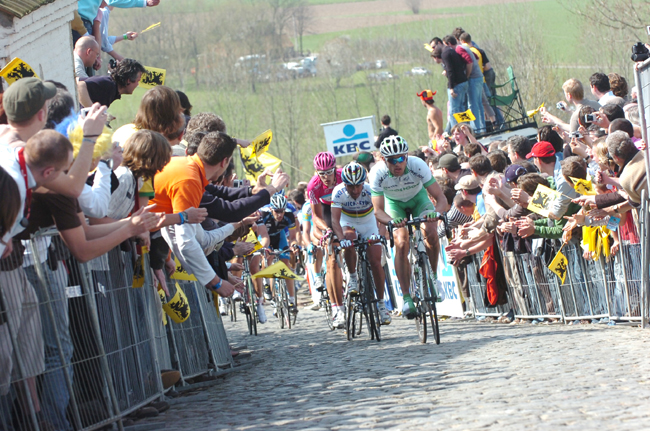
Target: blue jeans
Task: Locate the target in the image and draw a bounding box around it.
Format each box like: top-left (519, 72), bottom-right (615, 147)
top-left (447, 81), bottom-right (469, 129)
top-left (467, 77), bottom-right (485, 132)
top-left (24, 263), bottom-right (73, 431)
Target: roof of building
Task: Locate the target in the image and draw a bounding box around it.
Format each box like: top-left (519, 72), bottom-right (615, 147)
top-left (0, 0), bottom-right (54, 18)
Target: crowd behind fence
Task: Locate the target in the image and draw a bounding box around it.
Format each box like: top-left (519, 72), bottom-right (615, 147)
top-left (0, 230), bottom-right (233, 431)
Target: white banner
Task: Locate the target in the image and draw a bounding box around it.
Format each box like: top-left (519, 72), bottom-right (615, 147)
top-left (321, 116), bottom-right (376, 158)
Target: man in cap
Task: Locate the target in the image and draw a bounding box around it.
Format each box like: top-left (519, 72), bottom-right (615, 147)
top-left (437, 153), bottom-right (471, 182)
top-left (418, 90), bottom-right (443, 142)
top-left (1, 77), bottom-right (108, 199)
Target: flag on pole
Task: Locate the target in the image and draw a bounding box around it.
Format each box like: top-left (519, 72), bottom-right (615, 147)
top-left (570, 177), bottom-right (596, 196)
top-left (251, 129), bottom-right (272, 158)
top-left (548, 250), bottom-right (568, 284)
top-left (0, 58), bottom-right (38, 85)
top-left (170, 256), bottom-right (198, 281)
top-left (141, 22), bottom-right (161, 33)
top-left (527, 102), bottom-right (545, 118)
top-left (242, 229), bottom-right (263, 254)
top-left (240, 145), bottom-right (282, 184)
top-left (252, 261), bottom-right (304, 281)
top-left (162, 283), bottom-right (191, 323)
top-left (139, 66), bottom-right (166, 89)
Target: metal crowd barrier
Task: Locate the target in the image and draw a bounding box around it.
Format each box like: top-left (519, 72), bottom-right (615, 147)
top-left (464, 239), bottom-right (644, 324)
top-left (0, 230), bottom-right (234, 430)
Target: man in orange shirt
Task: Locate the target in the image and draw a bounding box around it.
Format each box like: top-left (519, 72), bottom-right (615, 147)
top-left (152, 131), bottom-right (240, 296)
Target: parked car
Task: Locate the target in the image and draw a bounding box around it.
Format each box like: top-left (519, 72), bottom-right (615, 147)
top-left (406, 67), bottom-right (431, 76)
top-left (375, 59), bottom-right (387, 69)
top-left (369, 71), bottom-right (396, 81)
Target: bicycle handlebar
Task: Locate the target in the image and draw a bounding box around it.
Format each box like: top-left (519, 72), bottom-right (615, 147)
top-left (387, 214), bottom-right (447, 249)
top-left (334, 236), bottom-right (386, 254)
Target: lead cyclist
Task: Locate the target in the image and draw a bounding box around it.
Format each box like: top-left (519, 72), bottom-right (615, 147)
top-left (369, 136), bottom-right (449, 318)
top-left (331, 162), bottom-right (392, 325)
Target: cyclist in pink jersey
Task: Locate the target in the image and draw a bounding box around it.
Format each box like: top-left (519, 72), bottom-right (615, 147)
top-left (307, 151), bottom-right (346, 328)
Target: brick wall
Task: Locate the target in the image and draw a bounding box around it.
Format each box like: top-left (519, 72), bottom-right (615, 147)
top-left (0, 0), bottom-right (78, 97)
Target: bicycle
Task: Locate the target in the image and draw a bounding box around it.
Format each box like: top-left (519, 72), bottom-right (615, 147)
top-left (266, 248), bottom-right (296, 329)
top-left (388, 215), bottom-right (440, 344)
top-left (337, 237), bottom-right (383, 342)
top-left (240, 255), bottom-right (258, 336)
top-left (310, 244), bottom-right (335, 330)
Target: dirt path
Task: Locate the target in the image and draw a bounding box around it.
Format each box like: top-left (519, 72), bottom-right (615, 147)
top-left (309, 0), bottom-right (542, 34)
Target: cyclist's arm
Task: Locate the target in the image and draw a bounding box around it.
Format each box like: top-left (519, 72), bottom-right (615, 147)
top-left (311, 201), bottom-right (329, 232)
top-left (257, 224), bottom-right (271, 248)
top-left (372, 195), bottom-right (392, 225)
top-left (287, 226), bottom-right (298, 247)
top-left (301, 220), bottom-right (312, 246)
top-left (425, 182), bottom-right (450, 214)
top-left (331, 207), bottom-right (346, 240)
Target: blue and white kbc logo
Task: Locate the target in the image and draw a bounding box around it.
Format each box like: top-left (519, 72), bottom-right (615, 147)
top-left (332, 124), bottom-right (371, 156)
top-left (322, 116), bottom-right (376, 158)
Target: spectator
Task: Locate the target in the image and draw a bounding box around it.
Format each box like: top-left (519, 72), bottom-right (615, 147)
top-left (93, 2), bottom-right (138, 62)
top-left (506, 135), bottom-right (533, 164)
top-left (607, 131), bottom-right (647, 204)
top-left (608, 73), bottom-right (628, 100)
top-left (590, 72), bottom-right (624, 106)
top-left (451, 123), bottom-right (483, 154)
top-left (177, 90), bottom-right (192, 132)
top-left (416, 91), bottom-right (443, 143)
top-left (173, 112), bottom-right (227, 156)
top-left (432, 44), bottom-right (468, 131)
top-left (78, 58), bottom-right (145, 108)
top-left (374, 114), bottom-right (398, 149)
top-left (443, 35), bottom-right (485, 132)
top-left (73, 36), bottom-right (100, 80)
top-left (77, 0), bottom-right (160, 36)
top-left (2, 78), bottom-right (106, 198)
top-left (459, 32), bottom-right (496, 126)
top-left (437, 153), bottom-right (471, 182)
top-left (0, 167), bottom-right (20, 257)
top-left (353, 151), bottom-right (375, 172)
top-left (150, 131), bottom-right (243, 297)
top-left (541, 78), bottom-right (600, 132)
top-left (44, 84), bottom-right (75, 130)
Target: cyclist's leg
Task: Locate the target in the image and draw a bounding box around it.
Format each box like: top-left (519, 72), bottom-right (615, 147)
top-left (352, 217), bottom-right (384, 300)
top-left (310, 229), bottom-right (325, 289)
top-left (326, 242), bottom-right (344, 306)
top-left (413, 190), bottom-right (440, 277)
top-left (249, 254), bottom-right (264, 299)
top-left (341, 224), bottom-right (359, 293)
top-left (384, 198), bottom-right (412, 294)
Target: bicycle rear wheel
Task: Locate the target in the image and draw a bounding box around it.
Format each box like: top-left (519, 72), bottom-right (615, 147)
top-left (421, 252), bottom-right (440, 345)
top-left (274, 280), bottom-right (285, 329)
top-left (413, 260), bottom-right (427, 343)
top-left (279, 279), bottom-right (291, 329)
top-left (249, 279), bottom-right (258, 336)
top-left (322, 292), bottom-right (334, 330)
top-left (230, 298), bottom-right (236, 322)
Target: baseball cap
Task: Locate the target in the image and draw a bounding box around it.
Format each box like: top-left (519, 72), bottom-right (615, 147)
top-left (526, 141), bottom-right (555, 159)
top-left (454, 175), bottom-right (480, 191)
top-left (438, 154), bottom-right (461, 171)
top-left (417, 90), bottom-right (437, 101)
top-left (3, 77), bottom-right (56, 123)
top-left (504, 164), bottom-right (527, 183)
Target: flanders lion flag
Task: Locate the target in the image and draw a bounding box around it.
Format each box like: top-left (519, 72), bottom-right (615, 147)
top-left (453, 109), bottom-right (475, 124)
top-left (0, 58), bottom-right (38, 85)
top-left (570, 177), bottom-right (597, 196)
top-left (548, 250), bottom-right (568, 284)
top-left (252, 261), bottom-right (304, 281)
top-left (170, 256), bottom-right (198, 281)
top-left (251, 129), bottom-right (273, 158)
top-left (161, 282), bottom-right (191, 324)
top-left (527, 184), bottom-right (561, 217)
top-left (240, 145), bottom-right (282, 184)
top-left (139, 66), bottom-right (166, 89)
top-left (243, 229), bottom-right (263, 254)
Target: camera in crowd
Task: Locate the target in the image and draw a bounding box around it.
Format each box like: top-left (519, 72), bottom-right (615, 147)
top-left (569, 131), bottom-right (583, 139)
top-left (631, 42), bottom-right (650, 62)
top-left (584, 113), bottom-right (596, 124)
top-left (556, 101), bottom-right (567, 111)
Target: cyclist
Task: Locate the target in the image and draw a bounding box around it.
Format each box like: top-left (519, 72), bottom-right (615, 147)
top-left (369, 136), bottom-right (448, 318)
top-left (331, 162), bottom-right (392, 325)
top-left (307, 151), bottom-right (346, 328)
top-left (251, 194), bottom-right (300, 319)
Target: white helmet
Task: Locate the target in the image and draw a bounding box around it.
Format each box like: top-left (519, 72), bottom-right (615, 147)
top-left (380, 135), bottom-right (409, 157)
top-left (270, 194), bottom-right (287, 210)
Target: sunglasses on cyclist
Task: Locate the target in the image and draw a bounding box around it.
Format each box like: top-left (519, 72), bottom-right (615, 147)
top-left (317, 168), bottom-right (335, 177)
top-left (386, 155), bottom-right (406, 165)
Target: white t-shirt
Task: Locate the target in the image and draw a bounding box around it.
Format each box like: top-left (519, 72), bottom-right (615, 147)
top-left (331, 183), bottom-right (375, 220)
top-left (369, 156), bottom-right (435, 202)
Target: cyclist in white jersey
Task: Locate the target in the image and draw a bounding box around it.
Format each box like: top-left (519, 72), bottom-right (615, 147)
top-left (369, 135), bottom-right (448, 318)
top-left (331, 162), bottom-right (392, 325)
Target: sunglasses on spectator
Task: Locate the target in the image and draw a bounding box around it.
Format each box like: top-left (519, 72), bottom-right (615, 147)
top-left (317, 168), bottom-right (335, 177)
top-left (386, 156), bottom-right (406, 165)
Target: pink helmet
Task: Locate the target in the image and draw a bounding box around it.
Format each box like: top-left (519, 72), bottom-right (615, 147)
top-left (313, 152), bottom-right (336, 171)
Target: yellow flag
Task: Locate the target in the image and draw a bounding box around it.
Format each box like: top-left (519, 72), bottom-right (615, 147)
top-left (0, 58), bottom-right (38, 85)
top-left (570, 177), bottom-right (596, 196)
top-left (527, 184), bottom-right (561, 217)
top-left (548, 250), bottom-right (568, 284)
top-left (158, 288), bottom-right (168, 325)
top-left (453, 109), bottom-right (476, 123)
top-left (423, 43), bottom-right (434, 53)
top-left (141, 22), bottom-right (161, 33)
top-left (252, 261), bottom-right (304, 281)
top-left (240, 146), bottom-right (282, 184)
top-left (132, 250), bottom-right (146, 288)
top-left (527, 102), bottom-right (545, 118)
top-left (243, 229), bottom-right (263, 254)
top-left (162, 283), bottom-right (191, 323)
top-left (170, 256), bottom-right (198, 281)
top-left (139, 66), bottom-right (166, 89)
top-left (251, 129), bottom-right (272, 158)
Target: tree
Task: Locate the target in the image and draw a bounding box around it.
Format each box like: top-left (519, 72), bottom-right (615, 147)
top-left (292, 0), bottom-right (313, 56)
top-left (405, 0), bottom-right (422, 15)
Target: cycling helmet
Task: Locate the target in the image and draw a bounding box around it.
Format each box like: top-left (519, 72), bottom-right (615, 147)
top-left (379, 135), bottom-right (409, 157)
top-left (341, 162), bottom-right (367, 185)
top-left (270, 194), bottom-right (287, 210)
top-left (313, 151), bottom-right (336, 171)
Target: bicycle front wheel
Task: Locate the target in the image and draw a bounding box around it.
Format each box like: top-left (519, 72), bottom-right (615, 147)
top-left (363, 262), bottom-right (380, 342)
top-left (280, 279), bottom-right (292, 330)
top-left (420, 252), bottom-right (440, 345)
top-left (345, 292), bottom-right (354, 341)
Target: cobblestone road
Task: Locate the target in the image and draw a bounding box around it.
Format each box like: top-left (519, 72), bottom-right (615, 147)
top-left (143, 296), bottom-right (650, 431)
